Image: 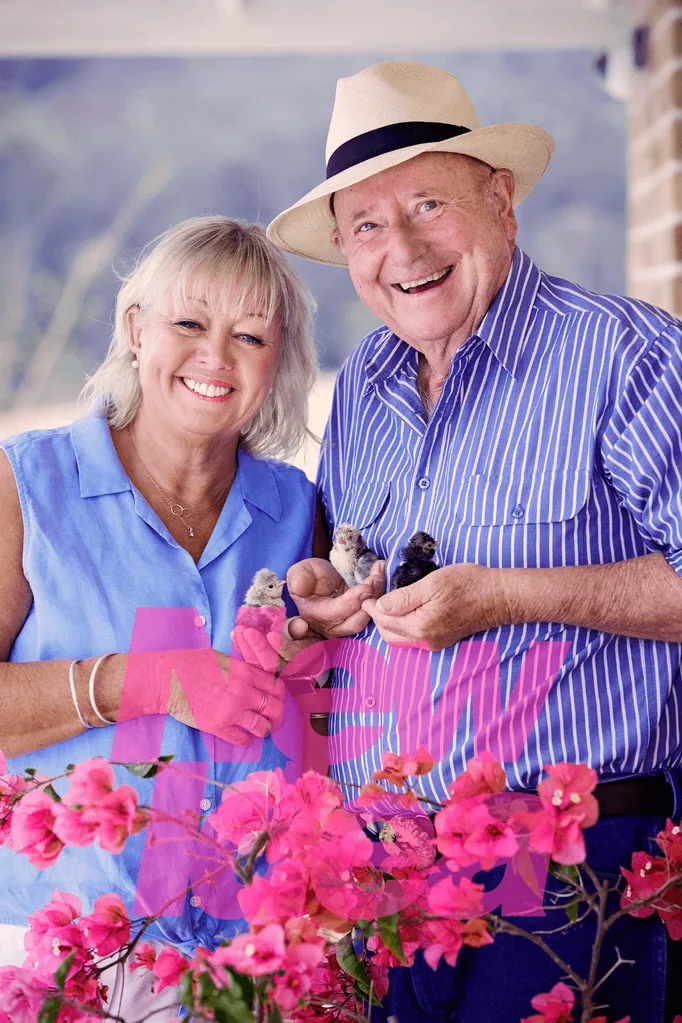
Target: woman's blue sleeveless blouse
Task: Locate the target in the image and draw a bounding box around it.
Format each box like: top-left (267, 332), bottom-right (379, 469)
top-left (0, 412), bottom-right (315, 955)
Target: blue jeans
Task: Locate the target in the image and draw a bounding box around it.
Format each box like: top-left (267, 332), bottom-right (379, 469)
top-left (371, 774), bottom-right (682, 1023)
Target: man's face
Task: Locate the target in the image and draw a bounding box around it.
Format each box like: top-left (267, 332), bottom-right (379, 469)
top-left (332, 152), bottom-right (517, 350)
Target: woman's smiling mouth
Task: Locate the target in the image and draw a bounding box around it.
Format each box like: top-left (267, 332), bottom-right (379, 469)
top-left (392, 266), bottom-right (453, 295)
top-left (180, 377), bottom-right (235, 401)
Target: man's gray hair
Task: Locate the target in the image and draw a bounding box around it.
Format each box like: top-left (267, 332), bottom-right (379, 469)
top-left (81, 215), bottom-right (317, 460)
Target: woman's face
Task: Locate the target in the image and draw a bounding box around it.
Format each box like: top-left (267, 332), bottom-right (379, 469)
top-left (129, 281), bottom-right (281, 442)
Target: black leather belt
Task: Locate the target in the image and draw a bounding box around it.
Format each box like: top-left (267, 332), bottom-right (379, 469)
top-left (595, 774), bottom-right (674, 818)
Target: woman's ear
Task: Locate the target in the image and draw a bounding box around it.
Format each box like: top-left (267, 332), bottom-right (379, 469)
top-left (126, 304), bottom-right (142, 357)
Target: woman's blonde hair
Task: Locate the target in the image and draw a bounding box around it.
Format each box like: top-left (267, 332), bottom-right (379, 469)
top-left (81, 215), bottom-right (317, 460)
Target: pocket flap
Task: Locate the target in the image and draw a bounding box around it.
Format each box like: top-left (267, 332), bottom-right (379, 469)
top-left (334, 480), bottom-right (391, 530)
top-left (454, 470), bottom-right (591, 525)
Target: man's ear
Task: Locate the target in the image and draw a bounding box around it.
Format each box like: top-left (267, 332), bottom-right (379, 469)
top-left (330, 228), bottom-right (345, 255)
top-left (126, 304), bottom-right (142, 357)
top-left (491, 169), bottom-right (517, 246)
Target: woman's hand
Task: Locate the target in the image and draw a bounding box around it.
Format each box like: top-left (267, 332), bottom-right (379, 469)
top-left (232, 617), bottom-right (324, 676)
top-left (166, 651), bottom-right (285, 747)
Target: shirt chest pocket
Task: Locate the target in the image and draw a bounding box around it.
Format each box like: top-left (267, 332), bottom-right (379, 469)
top-left (454, 469), bottom-right (591, 525)
top-left (333, 480), bottom-right (391, 552)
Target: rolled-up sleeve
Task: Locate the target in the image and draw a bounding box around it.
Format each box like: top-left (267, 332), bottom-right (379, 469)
top-left (601, 326), bottom-right (682, 575)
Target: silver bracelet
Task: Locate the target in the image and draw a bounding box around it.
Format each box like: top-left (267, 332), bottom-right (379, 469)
top-left (88, 654), bottom-right (116, 725)
top-left (68, 659), bottom-right (93, 730)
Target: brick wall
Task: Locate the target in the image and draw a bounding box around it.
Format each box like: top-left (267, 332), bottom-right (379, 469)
top-left (628, 0), bottom-right (682, 313)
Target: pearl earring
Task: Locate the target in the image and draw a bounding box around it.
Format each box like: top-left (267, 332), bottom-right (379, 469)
top-left (131, 357), bottom-right (139, 369)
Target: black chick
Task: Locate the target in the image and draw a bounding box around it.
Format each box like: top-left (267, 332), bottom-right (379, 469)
top-left (391, 531), bottom-right (439, 589)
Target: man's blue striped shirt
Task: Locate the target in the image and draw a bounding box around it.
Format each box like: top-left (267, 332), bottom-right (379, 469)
top-left (318, 246), bottom-right (682, 798)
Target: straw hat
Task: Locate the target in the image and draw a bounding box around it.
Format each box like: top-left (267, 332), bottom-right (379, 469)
top-left (267, 61), bottom-right (555, 267)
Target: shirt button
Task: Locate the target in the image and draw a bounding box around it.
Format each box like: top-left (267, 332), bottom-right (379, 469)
top-left (512, 504), bottom-right (525, 519)
top-left (190, 895), bottom-right (202, 908)
top-left (418, 477), bottom-right (430, 490)
top-left (199, 798), bottom-right (212, 811)
top-left (365, 696), bottom-right (376, 708)
top-left (194, 614), bottom-right (206, 627)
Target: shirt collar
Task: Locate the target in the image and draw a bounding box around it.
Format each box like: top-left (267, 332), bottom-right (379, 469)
top-left (475, 246), bottom-right (541, 380)
top-left (363, 246), bottom-right (541, 387)
top-left (72, 411), bottom-right (282, 522)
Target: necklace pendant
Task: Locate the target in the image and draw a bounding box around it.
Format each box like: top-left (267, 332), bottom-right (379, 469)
top-left (188, 526), bottom-right (195, 538)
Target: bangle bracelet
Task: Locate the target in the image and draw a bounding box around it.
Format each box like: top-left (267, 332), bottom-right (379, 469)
top-left (68, 659), bottom-right (93, 730)
top-left (88, 654), bottom-right (116, 725)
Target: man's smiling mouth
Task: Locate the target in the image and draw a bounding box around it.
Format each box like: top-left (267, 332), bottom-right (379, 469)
top-left (392, 266), bottom-right (453, 295)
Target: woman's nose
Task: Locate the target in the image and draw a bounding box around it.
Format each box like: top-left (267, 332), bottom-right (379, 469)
top-left (196, 329), bottom-right (236, 367)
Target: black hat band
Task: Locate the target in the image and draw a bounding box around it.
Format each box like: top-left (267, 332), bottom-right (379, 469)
top-left (326, 121), bottom-right (471, 179)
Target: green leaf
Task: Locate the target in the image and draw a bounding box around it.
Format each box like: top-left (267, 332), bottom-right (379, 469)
top-left (269, 1002), bottom-right (284, 1023)
top-left (54, 951), bottom-right (75, 991)
top-left (158, 754), bottom-right (175, 763)
top-left (43, 784), bottom-right (61, 804)
top-left (210, 987), bottom-right (254, 1023)
top-left (24, 768), bottom-right (37, 776)
top-left (566, 900), bottom-right (579, 923)
top-left (336, 934), bottom-right (371, 997)
top-left (179, 968), bottom-right (195, 1010)
top-left (123, 762), bottom-right (160, 779)
top-left (65, 764), bottom-right (75, 772)
top-left (548, 862), bottom-right (579, 885)
top-left (38, 997), bottom-right (62, 1023)
top-left (377, 912), bottom-right (407, 965)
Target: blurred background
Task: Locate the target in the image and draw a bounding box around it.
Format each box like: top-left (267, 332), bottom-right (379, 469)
top-left (0, 0), bottom-right (675, 476)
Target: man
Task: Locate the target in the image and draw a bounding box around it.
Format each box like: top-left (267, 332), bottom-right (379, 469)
top-left (268, 62), bottom-right (682, 1022)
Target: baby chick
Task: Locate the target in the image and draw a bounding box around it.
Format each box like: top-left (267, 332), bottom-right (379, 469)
top-left (391, 531), bottom-right (439, 590)
top-left (239, 568), bottom-right (286, 628)
top-left (330, 523), bottom-right (379, 588)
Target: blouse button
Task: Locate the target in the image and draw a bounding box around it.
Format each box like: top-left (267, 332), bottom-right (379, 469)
top-left (190, 895), bottom-right (202, 908)
top-left (194, 614), bottom-right (206, 627)
top-left (199, 798), bottom-right (212, 811)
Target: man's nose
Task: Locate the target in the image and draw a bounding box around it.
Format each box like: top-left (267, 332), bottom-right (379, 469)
top-left (386, 217), bottom-right (427, 270)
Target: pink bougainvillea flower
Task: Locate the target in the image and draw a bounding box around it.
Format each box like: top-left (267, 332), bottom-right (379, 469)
top-left (91, 786), bottom-right (147, 854)
top-left (52, 804), bottom-right (100, 848)
top-left (621, 850), bottom-right (682, 939)
top-left (238, 860), bottom-right (308, 927)
top-left (0, 750), bottom-right (5, 775)
top-left (64, 758), bottom-right (114, 806)
top-left (521, 981), bottom-right (575, 1023)
top-left (427, 876), bottom-right (486, 921)
top-left (435, 798), bottom-right (519, 871)
top-left (151, 946), bottom-right (190, 994)
top-left (80, 894), bottom-right (131, 957)
top-left (24, 891), bottom-right (85, 966)
top-left (422, 916), bottom-right (492, 970)
top-left (448, 752), bottom-right (506, 803)
top-left (211, 924), bottom-right (287, 976)
top-left (209, 768), bottom-right (293, 855)
top-left (10, 787), bottom-right (65, 869)
top-left (0, 965), bottom-right (53, 1023)
top-left (272, 969), bottom-right (314, 1012)
top-left (128, 942), bottom-right (158, 972)
top-left (657, 819), bottom-right (682, 869)
top-left (0, 773), bottom-right (27, 848)
top-left (520, 763), bottom-right (600, 866)
top-left (372, 748), bottom-right (436, 787)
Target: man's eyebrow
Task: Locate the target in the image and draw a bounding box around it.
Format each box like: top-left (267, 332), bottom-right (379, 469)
top-left (348, 207), bottom-right (375, 225)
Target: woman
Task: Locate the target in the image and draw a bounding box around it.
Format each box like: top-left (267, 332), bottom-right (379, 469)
top-left (0, 216), bottom-right (318, 1017)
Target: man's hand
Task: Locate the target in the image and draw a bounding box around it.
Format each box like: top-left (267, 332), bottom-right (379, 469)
top-left (287, 557), bottom-right (386, 639)
top-left (362, 563), bottom-right (511, 651)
